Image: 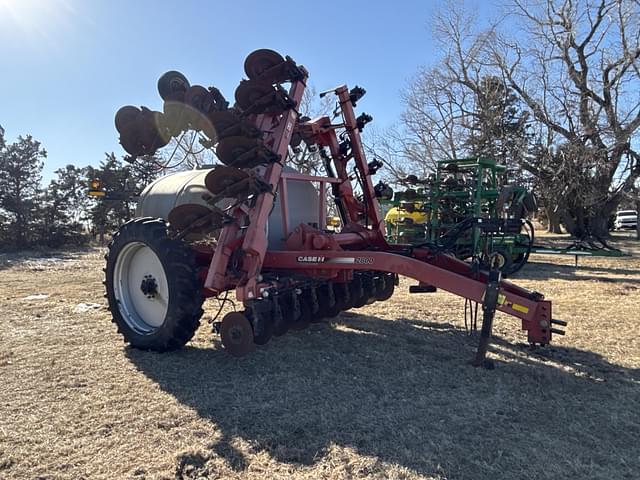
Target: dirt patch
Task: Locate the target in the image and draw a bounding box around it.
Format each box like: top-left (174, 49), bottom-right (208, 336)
top-left (0, 234), bottom-right (639, 479)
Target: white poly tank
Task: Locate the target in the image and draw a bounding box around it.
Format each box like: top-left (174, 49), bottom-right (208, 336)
top-left (136, 166), bottom-right (320, 250)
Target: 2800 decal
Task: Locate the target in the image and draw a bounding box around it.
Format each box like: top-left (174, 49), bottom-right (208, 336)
top-left (296, 256), bottom-right (374, 265)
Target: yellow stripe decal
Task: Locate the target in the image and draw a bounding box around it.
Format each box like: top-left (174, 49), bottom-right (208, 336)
top-left (511, 303), bottom-right (529, 314)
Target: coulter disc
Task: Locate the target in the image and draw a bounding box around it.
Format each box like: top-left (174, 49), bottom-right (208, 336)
top-left (184, 85), bottom-right (211, 113)
top-left (234, 80), bottom-right (274, 111)
top-left (251, 309), bottom-right (274, 345)
top-left (115, 105), bottom-right (141, 132)
top-left (244, 49), bottom-right (286, 81)
top-left (207, 110), bottom-right (242, 140)
top-left (167, 204), bottom-right (222, 234)
top-left (157, 70), bottom-right (190, 101)
top-left (204, 166), bottom-right (250, 196)
top-left (216, 135), bottom-right (266, 167)
top-left (220, 312), bottom-right (255, 357)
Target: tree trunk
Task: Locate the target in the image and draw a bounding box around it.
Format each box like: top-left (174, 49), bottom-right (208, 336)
top-left (636, 200), bottom-right (640, 241)
top-left (563, 202), bottom-right (617, 238)
top-left (587, 213), bottom-right (611, 238)
top-left (546, 206), bottom-right (563, 234)
top-left (539, 196), bottom-right (563, 233)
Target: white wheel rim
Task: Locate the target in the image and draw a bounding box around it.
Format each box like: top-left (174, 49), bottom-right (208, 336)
top-left (113, 242), bottom-right (169, 335)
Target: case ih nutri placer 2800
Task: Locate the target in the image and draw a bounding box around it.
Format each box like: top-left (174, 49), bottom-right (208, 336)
top-left (106, 49), bottom-right (566, 367)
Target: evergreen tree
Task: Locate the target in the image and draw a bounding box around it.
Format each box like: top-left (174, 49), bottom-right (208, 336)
top-left (464, 76), bottom-right (531, 184)
top-left (0, 135), bottom-right (47, 247)
top-left (38, 165), bottom-right (90, 247)
top-left (87, 153), bottom-right (138, 241)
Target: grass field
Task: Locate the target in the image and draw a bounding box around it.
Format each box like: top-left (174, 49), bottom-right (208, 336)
top-left (0, 233), bottom-right (639, 479)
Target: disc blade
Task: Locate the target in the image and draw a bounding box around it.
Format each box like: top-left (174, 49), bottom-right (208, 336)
top-left (234, 80), bottom-right (274, 111)
top-left (204, 166), bottom-right (250, 195)
top-left (167, 204), bottom-right (222, 233)
top-left (115, 105), bottom-right (141, 132)
top-left (215, 135), bottom-right (261, 166)
top-left (206, 110), bottom-right (243, 140)
top-left (157, 70), bottom-right (190, 101)
top-left (220, 312), bottom-right (255, 357)
top-left (244, 49), bottom-right (285, 80)
top-left (184, 85), bottom-right (210, 112)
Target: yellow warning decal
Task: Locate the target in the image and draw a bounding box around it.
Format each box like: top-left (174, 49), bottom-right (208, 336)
top-left (511, 303), bottom-right (529, 314)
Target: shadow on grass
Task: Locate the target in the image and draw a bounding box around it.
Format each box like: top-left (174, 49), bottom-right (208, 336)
top-left (127, 312), bottom-right (640, 480)
top-left (511, 258), bottom-right (640, 284)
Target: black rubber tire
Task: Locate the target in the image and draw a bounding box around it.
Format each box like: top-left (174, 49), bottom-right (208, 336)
top-left (509, 253), bottom-right (527, 275)
top-left (105, 217), bottom-right (204, 352)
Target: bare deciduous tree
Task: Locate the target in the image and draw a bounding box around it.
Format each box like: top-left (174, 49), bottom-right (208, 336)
top-left (391, 4), bottom-right (531, 184)
top-left (492, 0), bottom-right (640, 236)
top-left (393, 0), bottom-right (639, 237)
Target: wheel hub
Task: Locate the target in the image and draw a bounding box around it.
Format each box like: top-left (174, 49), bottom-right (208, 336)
top-left (140, 274), bottom-right (158, 298)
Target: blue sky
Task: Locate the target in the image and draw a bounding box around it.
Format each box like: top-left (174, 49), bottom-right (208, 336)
top-left (0, 0), bottom-right (489, 182)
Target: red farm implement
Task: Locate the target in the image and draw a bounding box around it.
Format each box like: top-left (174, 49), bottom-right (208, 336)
top-left (105, 49), bottom-right (566, 368)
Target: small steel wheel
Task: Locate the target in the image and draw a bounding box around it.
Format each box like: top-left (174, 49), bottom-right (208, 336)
top-left (105, 218), bottom-right (204, 351)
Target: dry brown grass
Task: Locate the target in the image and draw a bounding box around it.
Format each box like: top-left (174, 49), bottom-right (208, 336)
top-left (0, 234), bottom-right (639, 480)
